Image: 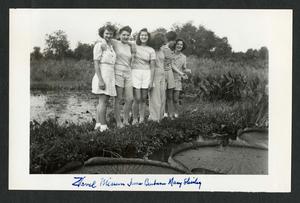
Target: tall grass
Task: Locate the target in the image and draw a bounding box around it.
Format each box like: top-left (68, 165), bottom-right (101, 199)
top-left (187, 56), bottom-right (268, 81)
top-left (30, 59), bottom-right (94, 90)
top-left (182, 56), bottom-right (268, 102)
top-left (30, 57), bottom-right (268, 93)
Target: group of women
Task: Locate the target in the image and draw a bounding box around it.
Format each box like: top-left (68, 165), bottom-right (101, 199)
top-left (92, 24), bottom-right (190, 132)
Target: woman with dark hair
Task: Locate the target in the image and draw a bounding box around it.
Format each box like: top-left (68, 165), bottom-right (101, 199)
top-left (131, 28), bottom-right (156, 124)
top-left (92, 24), bottom-right (117, 131)
top-left (170, 38), bottom-right (191, 118)
top-left (111, 25), bottom-right (135, 127)
top-left (148, 33), bottom-right (166, 121)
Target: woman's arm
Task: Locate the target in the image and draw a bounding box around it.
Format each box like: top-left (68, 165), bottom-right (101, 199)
top-left (129, 43), bottom-right (137, 67)
top-left (172, 65), bottom-right (185, 76)
top-left (94, 60), bottom-right (105, 90)
top-left (93, 42), bottom-right (105, 90)
top-left (182, 56), bottom-right (191, 73)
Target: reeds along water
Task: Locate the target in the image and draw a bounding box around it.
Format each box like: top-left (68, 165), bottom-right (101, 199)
top-left (30, 56), bottom-right (268, 93)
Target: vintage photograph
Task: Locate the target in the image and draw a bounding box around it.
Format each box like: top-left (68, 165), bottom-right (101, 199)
top-left (29, 9), bottom-right (268, 175)
top-left (9, 9), bottom-right (292, 192)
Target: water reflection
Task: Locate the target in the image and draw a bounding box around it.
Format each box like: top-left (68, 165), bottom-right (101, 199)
top-left (30, 90), bottom-right (106, 124)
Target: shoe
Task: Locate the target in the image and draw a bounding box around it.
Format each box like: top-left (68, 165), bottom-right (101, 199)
top-left (132, 119), bottom-right (138, 125)
top-left (100, 124), bottom-right (109, 132)
top-left (163, 113), bottom-right (168, 118)
top-left (116, 122), bottom-right (124, 128)
top-left (174, 113), bottom-right (179, 118)
top-left (94, 123), bottom-right (101, 130)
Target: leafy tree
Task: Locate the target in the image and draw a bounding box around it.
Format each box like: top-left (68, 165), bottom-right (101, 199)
top-left (172, 22), bottom-right (232, 59)
top-left (73, 42), bottom-right (93, 61)
top-left (152, 27), bottom-right (167, 35)
top-left (258, 46), bottom-right (268, 60)
top-left (245, 48), bottom-right (259, 60)
top-left (30, 47), bottom-right (43, 60)
top-left (213, 37), bottom-right (232, 59)
top-left (43, 30), bottom-right (70, 59)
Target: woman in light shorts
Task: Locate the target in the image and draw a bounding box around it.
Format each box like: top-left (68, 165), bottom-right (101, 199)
top-left (111, 26), bottom-right (134, 128)
top-left (131, 28), bottom-right (156, 124)
top-left (170, 39), bottom-right (191, 118)
top-left (92, 24), bottom-right (117, 132)
top-left (148, 33), bottom-right (167, 121)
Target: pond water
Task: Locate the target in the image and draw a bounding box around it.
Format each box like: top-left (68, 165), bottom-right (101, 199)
top-left (30, 90), bottom-right (114, 124)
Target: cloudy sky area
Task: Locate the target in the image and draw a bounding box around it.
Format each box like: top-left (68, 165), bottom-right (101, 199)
top-left (30, 9), bottom-right (278, 52)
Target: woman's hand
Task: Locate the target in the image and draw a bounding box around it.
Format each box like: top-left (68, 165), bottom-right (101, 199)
top-left (181, 73), bottom-right (188, 80)
top-left (98, 79), bottom-right (106, 90)
top-left (185, 69), bottom-right (192, 74)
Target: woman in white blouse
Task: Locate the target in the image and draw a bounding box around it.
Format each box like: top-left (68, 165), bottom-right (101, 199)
top-left (131, 28), bottom-right (156, 124)
top-left (92, 24), bottom-right (117, 132)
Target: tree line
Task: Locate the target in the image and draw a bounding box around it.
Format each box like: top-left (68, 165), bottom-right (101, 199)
top-left (31, 22), bottom-right (268, 62)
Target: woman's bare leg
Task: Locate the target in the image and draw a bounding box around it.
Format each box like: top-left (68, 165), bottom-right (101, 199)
top-left (124, 85), bottom-right (133, 125)
top-left (133, 88), bottom-right (141, 124)
top-left (173, 90), bottom-right (180, 117)
top-left (97, 94), bottom-right (109, 125)
top-left (139, 89), bottom-right (148, 123)
top-left (114, 86), bottom-right (124, 128)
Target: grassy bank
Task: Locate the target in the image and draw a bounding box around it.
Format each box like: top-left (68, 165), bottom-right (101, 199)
top-left (30, 96), bottom-right (267, 174)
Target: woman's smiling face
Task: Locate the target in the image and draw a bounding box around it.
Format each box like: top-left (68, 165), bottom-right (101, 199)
top-left (103, 29), bottom-right (114, 41)
top-left (120, 30), bottom-right (130, 43)
top-left (139, 31), bottom-right (149, 44)
top-left (175, 40), bottom-right (184, 52)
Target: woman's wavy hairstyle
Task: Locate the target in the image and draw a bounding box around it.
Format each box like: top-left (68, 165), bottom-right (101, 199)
top-left (98, 24), bottom-right (117, 38)
top-left (136, 28), bottom-right (151, 46)
top-left (118, 25), bottom-right (132, 35)
top-left (171, 38), bottom-right (187, 51)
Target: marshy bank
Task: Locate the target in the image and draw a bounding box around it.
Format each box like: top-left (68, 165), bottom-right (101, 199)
top-left (30, 56), bottom-right (268, 174)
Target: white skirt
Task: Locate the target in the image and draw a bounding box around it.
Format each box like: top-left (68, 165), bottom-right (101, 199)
top-left (92, 64), bottom-right (117, 96)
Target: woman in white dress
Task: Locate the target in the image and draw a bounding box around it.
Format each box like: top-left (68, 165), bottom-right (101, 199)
top-left (92, 24), bottom-right (117, 131)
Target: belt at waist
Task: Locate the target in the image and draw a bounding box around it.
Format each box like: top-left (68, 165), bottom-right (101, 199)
top-left (131, 67), bottom-right (150, 70)
top-left (100, 62), bottom-right (115, 66)
top-left (115, 63), bottom-right (130, 67)
top-left (164, 65), bottom-right (172, 71)
top-left (115, 64), bottom-right (131, 71)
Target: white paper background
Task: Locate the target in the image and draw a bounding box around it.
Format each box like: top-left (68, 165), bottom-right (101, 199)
top-left (9, 9), bottom-right (292, 192)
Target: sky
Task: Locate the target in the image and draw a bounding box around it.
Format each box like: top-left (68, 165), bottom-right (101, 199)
top-left (30, 9), bottom-right (279, 52)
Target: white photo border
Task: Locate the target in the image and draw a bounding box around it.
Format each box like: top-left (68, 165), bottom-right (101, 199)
top-left (9, 9), bottom-right (292, 192)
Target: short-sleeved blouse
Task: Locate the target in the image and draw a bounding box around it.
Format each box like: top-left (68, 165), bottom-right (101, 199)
top-left (131, 45), bottom-right (156, 70)
top-left (93, 39), bottom-right (116, 64)
top-left (112, 40), bottom-right (132, 68)
top-left (155, 49), bottom-right (165, 76)
top-left (162, 44), bottom-right (173, 71)
top-left (172, 53), bottom-right (187, 80)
